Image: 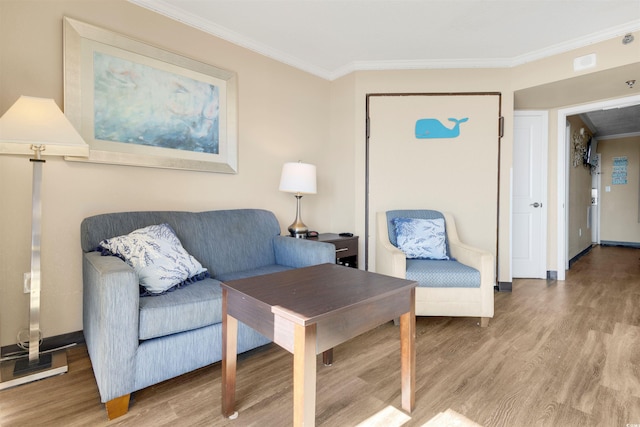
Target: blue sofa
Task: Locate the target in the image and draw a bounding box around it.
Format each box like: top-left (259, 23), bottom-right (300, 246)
top-left (80, 209), bottom-right (335, 419)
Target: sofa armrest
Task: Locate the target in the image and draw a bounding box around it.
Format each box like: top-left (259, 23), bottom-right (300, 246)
top-left (448, 241), bottom-right (492, 276)
top-left (273, 236), bottom-right (336, 268)
top-left (376, 238), bottom-right (407, 279)
top-left (448, 241), bottom-right (495, 316)
top-left (375, 212), bottom-right (407, 278)
top-left (446, 210), bottom-right (494, 291)
top-left (83, 251), bottom-right (140, 403)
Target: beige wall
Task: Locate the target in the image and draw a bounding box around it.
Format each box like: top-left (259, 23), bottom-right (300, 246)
top-left (1, 1), bottom-right (638, 346)
top-left (598, 135), bottom-right (640, 244)
top-left (0, 1), bottom-right (334, 347)
top-left (333, 69), bottom-right (514, 280)
top-left (566, 116), bottom-right (594, 259)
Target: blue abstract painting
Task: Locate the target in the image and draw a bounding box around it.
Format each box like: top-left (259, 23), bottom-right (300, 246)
top-left (93, 52), bottom-right (220, 154)
top-left (415, 117), bottom-right (468, 139)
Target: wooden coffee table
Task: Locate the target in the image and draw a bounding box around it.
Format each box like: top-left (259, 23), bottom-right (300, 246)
top-left (220, 263), bottom-right (417, 426)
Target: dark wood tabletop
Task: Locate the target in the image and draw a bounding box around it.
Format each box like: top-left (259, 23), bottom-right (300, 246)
top-left (220, 263), bottom-right (416, 326)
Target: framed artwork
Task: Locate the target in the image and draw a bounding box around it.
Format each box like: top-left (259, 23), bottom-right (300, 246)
top-left (63, 17), bottom-right (238, 173)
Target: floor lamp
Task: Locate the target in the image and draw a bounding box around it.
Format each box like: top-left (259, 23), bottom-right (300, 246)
top-left (0, 96), bottom-right (89, 389)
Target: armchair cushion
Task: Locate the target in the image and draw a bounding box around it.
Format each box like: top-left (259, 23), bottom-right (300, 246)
top-left (392, 217), bottom-right (449, 260)
top-left (406, 259), bottom-right (480, 288)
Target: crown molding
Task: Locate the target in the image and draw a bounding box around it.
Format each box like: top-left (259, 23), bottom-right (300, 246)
top-left (509, 20), bottom-right (640, 67)
top-left (130, 1), bottom-right (640, 81)
top-left (597, 131), bottom-right (640, 141)
top-left (128, 0), bottom-right (334, 79)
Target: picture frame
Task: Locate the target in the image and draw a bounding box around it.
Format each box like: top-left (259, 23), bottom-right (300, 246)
top-left (63, 17), bottom-right (238, 173)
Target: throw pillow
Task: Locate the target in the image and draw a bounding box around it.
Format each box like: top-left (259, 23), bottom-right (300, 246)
top-left (392, 217), bottom-right (449, 260)
top-left (98, 223), bottom-right (208, 294)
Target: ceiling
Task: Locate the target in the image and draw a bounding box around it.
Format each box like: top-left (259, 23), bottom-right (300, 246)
top-left (130, 0), bottom-right (640, 80)
top-left (582, 103), bottom-right (640, 138)
top-left (130, 0), bottom-right (640, 138)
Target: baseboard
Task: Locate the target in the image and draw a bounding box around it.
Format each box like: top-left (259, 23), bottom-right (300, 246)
top-left (497, 281), bottom-right (512, 292)
top-left (1, 331), bottom-right (85, 360)
top-left (569, 245), bottom-right (594, 268)
top-left (600, 240), bottom-right (640, 249)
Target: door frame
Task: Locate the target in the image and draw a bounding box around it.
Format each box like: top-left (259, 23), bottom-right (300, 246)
top-left (556, 94), bottom-right (640, 280)
top-left (512, 110), bottom-right (548, 279)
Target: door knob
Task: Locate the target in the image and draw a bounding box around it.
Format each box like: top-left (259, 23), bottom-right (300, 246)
top-left (530, 202), bottom-right (542, 208)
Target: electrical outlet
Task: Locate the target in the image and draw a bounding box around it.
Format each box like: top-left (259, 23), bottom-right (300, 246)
top-left (23, 273), bottom-right (31, 293)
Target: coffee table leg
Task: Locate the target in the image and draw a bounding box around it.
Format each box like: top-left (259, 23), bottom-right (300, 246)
top-left (222, 289), bottom-right (238, 418)
top-left (399, 288), bottom-right (416, 413)
top-left (293, 323), bottom-right (317, 426)
top-left (322, 349), bottom-right (333, 366)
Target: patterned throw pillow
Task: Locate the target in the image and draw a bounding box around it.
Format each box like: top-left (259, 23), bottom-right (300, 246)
top-left (98, 223), bottom-right (208, 294)
top-left (392, 217), bottom-right (449, 260)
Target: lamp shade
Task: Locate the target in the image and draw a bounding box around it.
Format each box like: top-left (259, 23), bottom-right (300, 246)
top-left (279, 162), bottom-right (317, 194)
top-left (0, 96), bottom-right (89, 157)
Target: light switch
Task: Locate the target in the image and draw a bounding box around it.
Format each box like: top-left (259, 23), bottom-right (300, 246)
top-left (605, 186), bottom-right (611, 192)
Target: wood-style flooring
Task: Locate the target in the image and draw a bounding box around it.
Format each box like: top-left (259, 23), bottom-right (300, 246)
top-left (1, 245), bottom-right (639, 426)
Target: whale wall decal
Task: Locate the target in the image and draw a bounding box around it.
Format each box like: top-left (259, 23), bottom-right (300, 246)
top-left (415, 117), bottom-right (469, 139)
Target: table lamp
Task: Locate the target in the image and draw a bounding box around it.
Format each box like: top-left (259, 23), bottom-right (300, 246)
top-left (279, 161), bottom-right (316, 238)
top-left (0, 96), bottom-right (89, 389)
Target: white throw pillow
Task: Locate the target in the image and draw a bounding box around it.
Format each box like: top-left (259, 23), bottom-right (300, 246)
top-left (99, 223), bottom-right (207, 294)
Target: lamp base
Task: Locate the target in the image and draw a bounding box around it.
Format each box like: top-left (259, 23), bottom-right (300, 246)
top-left (288, 228), bottom-right (309, 239)
top-left (288, 194), bottom-right (309, 238)
top-left (0, 350), bottom-right (67, 391)
top-left (13, 352), bottom-right (52, 375)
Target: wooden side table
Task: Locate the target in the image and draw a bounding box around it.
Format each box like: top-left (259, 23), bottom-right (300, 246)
top-left (309, 233), bottom-right (358, 268)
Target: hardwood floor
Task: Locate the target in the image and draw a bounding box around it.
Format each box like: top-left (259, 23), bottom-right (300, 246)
top-left (1, 245), bottom-right (639, 426)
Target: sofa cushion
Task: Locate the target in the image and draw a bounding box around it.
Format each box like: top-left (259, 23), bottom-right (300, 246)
top-left (406, 259), bottom-right (480, 288)
top-left (99, 223), bottom-right (208, 294)
top-left (138, 264), bottom-right (294, 340)
top-left (138, 278), bottom-right (223, 340)
top-left (392, 217), bottom-right (449, 260)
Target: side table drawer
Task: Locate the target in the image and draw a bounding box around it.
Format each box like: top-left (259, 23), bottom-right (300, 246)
top-left (309, 233), bottom-right (358, 269)
top-left (334, 239), bottom-right (357, 259)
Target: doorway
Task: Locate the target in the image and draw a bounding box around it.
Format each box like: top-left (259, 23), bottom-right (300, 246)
top-left (556, 94), bottom-right (640, 280)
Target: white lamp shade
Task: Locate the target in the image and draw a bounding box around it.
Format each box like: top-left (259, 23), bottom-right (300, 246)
top-left (0, 96), bottom-right (89, 157)
top-left (279, 162), bottom-right (317, 194)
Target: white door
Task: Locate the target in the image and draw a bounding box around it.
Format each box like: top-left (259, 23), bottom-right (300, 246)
top-left (512, 111), bottom-right (547, 279)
